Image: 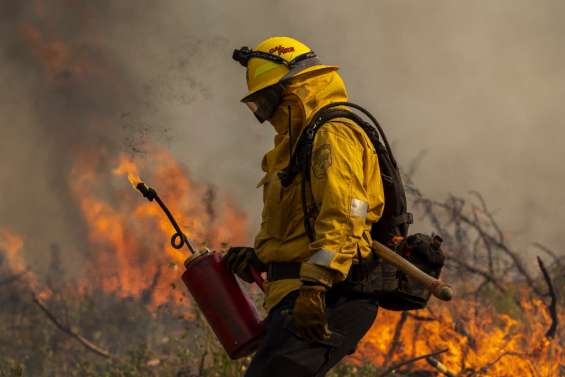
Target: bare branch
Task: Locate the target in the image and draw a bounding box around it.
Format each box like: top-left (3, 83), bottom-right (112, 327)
top-left (406, 313), bottom-right (437, 322)
top-left (426, 355), bottom-right (457, 377)
top-left (141, 267), bottom-right (162, 305)
top-left (469, 191), bottom-right (504, 244)
top-left (445, 256), bottom-right (507, 294)
top-left (537, 257), bottom-right (558, 339)
top-left (471, 209), bottom-right (495, 275)
top-left (0, 269), bottom-right (28, 286)
top-left (405, 149), bottom-right (428, 180)
top-left (376, 348), bottom-right (449, 377)
top-left (466, 351), bottom-right (527, 376)
top-left (31, 292), bottom-right (116, 360)
top-left (532, 242), bottom-right (560, 264)
top-left (384, 311), bottom-right (408, 364)
top-left (432, 199), bottom-right (540, 294)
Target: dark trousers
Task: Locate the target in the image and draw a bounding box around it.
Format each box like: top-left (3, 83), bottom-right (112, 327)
top-left (244, 289), bottom-right (379, 377)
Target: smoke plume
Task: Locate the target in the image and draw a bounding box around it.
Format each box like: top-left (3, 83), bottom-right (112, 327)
top-left (1, 1), bottom-right (564, 274)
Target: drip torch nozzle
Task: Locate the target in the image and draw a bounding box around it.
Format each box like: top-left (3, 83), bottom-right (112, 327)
top-left (135, 182), bottom-right (157, 201)
top-left (129, 176), bottom-right (196, 256)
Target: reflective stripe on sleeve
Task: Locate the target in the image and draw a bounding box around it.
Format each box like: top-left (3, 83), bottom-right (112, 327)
top-left (350, 198), bottom-right (368, 218)
top-left (307, 249), bottom-right (336, 267)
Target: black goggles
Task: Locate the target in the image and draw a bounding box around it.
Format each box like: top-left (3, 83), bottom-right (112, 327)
top-left (243, 84), bottom-right (284, 123)
top-left (232, 46), bottom-right (317, 68)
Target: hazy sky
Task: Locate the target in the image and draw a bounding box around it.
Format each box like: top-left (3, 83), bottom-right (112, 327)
top-left (1, 1), bottom-right (564, 269)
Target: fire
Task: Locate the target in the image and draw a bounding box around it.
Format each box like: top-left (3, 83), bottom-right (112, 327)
top-left (19, 23), bottom-right (96, 80)
top-left (11, 4), bottom-right (563, 374)
top-left (0, 229), bottom-right (25, 274)
top-left (113, 158), bottom-right (142, 189)
top-left (0, 229), bottom-right (52, 300)
top-left (68, 146), bottom-right (248, 311)
top-left (15, 4), bottom-right (249, 313)
top-left (353, 295), bottom-right (563, 376)
top-left (127, 173), bottom-right (142, 190)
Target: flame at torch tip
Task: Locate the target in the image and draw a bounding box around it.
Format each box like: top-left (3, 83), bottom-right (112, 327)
top-left (127, 172), bottom-right (142, 190)
top-left (113, 156), bottom-right (142, 190)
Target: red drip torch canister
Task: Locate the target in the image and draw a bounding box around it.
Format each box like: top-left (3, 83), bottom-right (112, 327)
top-left (129, 177), bottom-right (265, 359)
top-left (182, 251), bottom-right (265, 359)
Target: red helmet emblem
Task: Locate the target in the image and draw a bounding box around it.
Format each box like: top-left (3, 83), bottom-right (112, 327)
top-left (269, 45), bottom-right (295, 56)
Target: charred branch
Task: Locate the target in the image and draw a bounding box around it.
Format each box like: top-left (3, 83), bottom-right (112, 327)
top-left (204, 184), bottom-right (217, 244)
top-left (406, 184), bottom-right (545, 298)
top-left (434, 199), bottom-right (539, 294)
top-left (464, 351), bottom-right (527, 377)
top-left (31, 292), bottom-right (116, 360)
top-left (537, 256), bottom-right (558, 339)
top-left (453, 319), bottom-right (477, 351)
top-left (426, 356), bottom-right (456, 377)
top-left (406, 313), bottom-right (437, 322)
top-left (533, 242), bottom-right (561, 266)
top-left (141, 267), bottom-right (162, 305)
top-left (0, 269), bottom-right (28, 286)
top-left (468, 191), bottom-right (505, 246)
top-left (471, 209), bottom-right (495, 275)
top-left (405, 149), bottom-right (428, 180)
top-left (376, 348), bottom-right (449, 377)
top-left (445, 257), bottom-right (507, 294)
top-left (384, 311), bottom-right (409, 364)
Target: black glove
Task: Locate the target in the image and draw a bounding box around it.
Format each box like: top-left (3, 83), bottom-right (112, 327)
top-left (223, 247), bottom-right (264, 283)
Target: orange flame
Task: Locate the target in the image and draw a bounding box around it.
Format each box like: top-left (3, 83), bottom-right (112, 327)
top-left (14, 6), bottom-right (563, 373)
top-left (19, 23), bottom-right (96, 80)
top-left (0, 229), bottom-right (52, 300)
top-left (0, 229), bottom-right (25, 273)
top-left (128, 173), bottom-right (142, 190)
top-left (68, 146), bottom-right (248, 311)
top-left (353, 295), bottom-right (563, 376)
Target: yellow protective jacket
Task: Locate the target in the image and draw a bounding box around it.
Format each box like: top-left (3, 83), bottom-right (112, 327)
top-left (254, 69), bottom-right (385, 312)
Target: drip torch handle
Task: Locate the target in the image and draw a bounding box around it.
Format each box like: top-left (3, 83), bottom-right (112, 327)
top-left (250, 267), bottom-right (265, 292)
top-left (135, 182), bottom-right (195, 255)
top-left (153, 196), bottom-right (195, 254)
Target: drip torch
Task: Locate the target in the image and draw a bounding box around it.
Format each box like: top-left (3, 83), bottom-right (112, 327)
top-left (129, 174), bottom-right (265, 359)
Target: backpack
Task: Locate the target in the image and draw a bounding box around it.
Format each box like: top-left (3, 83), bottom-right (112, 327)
top-left (279, 102), bottom-right (445, 311)
top-left (278, 101), bottom-right (413, 245)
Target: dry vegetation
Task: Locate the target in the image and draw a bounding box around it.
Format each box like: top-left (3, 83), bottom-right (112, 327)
top-left (1, 174), bottom-right (563, 377)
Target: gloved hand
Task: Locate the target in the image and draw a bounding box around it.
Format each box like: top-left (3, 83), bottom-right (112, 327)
top-left (223, 246), bottom-right (264, 283)
top-left (292, 282), bottom-right (331, 342)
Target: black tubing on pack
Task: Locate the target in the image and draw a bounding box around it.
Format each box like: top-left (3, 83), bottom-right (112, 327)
top-left (308, 102), bottom-right (399, 169)
top-left (285, 101), bottom-right (411, 242)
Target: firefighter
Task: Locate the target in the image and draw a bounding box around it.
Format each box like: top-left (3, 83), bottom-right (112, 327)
top-left (226, 36), bottom-right (386, 377)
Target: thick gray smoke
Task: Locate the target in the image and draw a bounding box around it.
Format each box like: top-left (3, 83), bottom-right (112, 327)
top-left (1, 1), bottom-right (564, 272)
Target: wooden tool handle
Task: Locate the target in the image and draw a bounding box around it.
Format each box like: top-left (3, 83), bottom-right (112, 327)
top-left (372, 241), bottom-right (454, 301)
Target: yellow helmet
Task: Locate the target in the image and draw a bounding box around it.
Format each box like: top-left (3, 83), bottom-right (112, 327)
top-left (233, 36), bottom-right (338, 101)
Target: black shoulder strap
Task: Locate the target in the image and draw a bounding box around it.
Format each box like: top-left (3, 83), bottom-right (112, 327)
top-left (278, 102), bottom-right (412, 242)
top-left (279, 102), bottom-right (397, 185)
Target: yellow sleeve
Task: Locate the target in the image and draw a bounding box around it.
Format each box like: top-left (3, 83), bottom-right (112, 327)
top-left (299, 122), bottom-right (371, 286)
